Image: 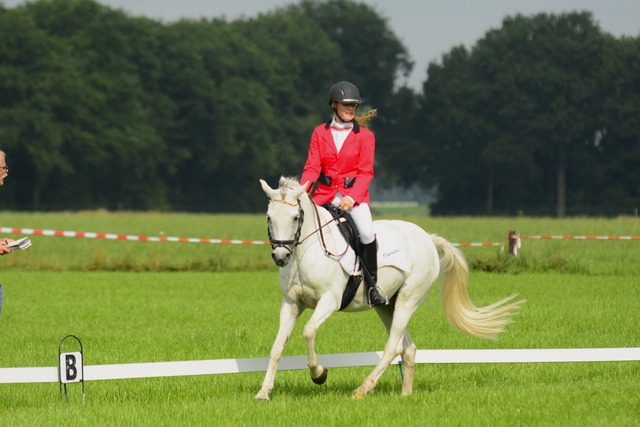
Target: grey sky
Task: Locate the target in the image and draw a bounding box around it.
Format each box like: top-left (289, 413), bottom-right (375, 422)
top-left (3, 0), bottom-right (639, 90)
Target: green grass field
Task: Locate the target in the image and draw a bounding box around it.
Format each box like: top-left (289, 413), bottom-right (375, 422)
top-left (0, 212), bottom-right (639, 425)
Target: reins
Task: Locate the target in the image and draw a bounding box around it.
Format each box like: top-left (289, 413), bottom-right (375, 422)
top-left (304, 199), bottom-right (349, 258)
top-left (267, 196), bottom-right (348, 258)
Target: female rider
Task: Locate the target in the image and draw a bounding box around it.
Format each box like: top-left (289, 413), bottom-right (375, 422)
top-left (300, 81), bottom-right (388, 307)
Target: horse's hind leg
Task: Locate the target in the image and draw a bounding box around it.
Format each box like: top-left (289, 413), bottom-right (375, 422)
top-left (354, 294), bottom-right (421, 399)
top-left (400, 337), bottom-right (417, 395)
top-left (373, 303), bottom-right (418, 396)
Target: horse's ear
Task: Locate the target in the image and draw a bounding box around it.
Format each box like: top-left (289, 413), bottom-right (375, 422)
top-left (260, 179), bottom-right (279, 199)
top-left (290, 181), bottom-right (310, 200)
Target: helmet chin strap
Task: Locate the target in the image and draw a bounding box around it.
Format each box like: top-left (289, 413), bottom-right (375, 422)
top-left (331, 100), bottom-right (357, 124)
top-left (333, 110), bottom-right (356, 124)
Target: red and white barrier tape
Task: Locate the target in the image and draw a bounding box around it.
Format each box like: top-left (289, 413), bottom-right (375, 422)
top-left (511, 234), bottom-right (640, 240)
top-left (0, 226), bottom-right (501, 248)
top-left (0, 227), bottom-right (270, 245)
top-left (3, 227), bottom-right (636, 246)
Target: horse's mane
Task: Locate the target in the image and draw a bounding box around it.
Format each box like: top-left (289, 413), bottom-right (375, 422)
top-left (277, 176), bottom-right (303, 198)
top-left (279, 176), bottom-right (300, 188)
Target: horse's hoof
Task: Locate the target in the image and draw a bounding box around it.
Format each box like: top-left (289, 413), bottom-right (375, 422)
top-left (351, 391), bottom-right (365, 400)
top-left (255, 392), bottom-right (270, 402)
top-left (311, 367), bottom-right (328, 385)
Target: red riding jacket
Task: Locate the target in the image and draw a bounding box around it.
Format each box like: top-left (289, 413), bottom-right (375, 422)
top-left (301, 119), bottom-right (375, 205)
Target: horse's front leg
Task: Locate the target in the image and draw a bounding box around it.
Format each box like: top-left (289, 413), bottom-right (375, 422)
top-left (304, 294), bottom-right (339, 384)
top-left (255, 299), bottom-right (301, 401)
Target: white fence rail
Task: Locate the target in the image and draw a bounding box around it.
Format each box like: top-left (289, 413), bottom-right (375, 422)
top-left (2, 347), bottom-right (639, 384)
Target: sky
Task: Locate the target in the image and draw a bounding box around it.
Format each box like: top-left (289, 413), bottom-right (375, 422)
top-left (4, 0), bottom-right (640, 90)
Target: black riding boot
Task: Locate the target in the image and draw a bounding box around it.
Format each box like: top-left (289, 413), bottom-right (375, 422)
top-left (361, 238), bottom-right (389, 307)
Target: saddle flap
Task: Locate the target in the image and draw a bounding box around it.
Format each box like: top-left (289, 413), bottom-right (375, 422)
top-left (320, 203), bottom-right (361, 257)
top-left (320, 203), bottom-right (364, 311)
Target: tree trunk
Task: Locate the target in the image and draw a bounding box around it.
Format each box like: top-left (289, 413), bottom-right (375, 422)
top-left (486, 163), bottom-right (493, 213)
top-left (557, 145), bottom-right (566, 218)
top-left (32, 190), bottom-right (39, 209)
top-left (33, 184), bottom-right (41, 210)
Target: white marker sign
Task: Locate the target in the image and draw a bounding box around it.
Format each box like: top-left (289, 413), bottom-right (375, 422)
top-left (59, 351), bottom-right (83, 384)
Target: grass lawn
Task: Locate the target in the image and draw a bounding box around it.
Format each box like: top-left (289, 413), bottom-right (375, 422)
top-left (0, 269), bottom-right (638, 426)
top-left (0, 212), bottom-right (638, 425)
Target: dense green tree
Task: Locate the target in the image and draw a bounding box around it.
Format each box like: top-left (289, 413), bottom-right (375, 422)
top-left (0, 5), bottom-right (75, 208)
top-left (1, 1), bottom-right (638, 215)
top-left (598, 35), bottom-right (640, 213)
top-left (406, 11), bottom-right (611, 216)
top-left (502, 12), bottom-right (607, 217)
top-left (154, 16), bottom-right (334, 210)
top-left (288, 0), bottom-right (412, 107)
top-left (1, 0), bottom-right (168, 209)
top-left (374, 85), bottom-right (422, 189)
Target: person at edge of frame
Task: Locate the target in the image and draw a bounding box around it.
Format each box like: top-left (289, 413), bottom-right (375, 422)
top-left (300, 81), bottom-right (389, 308)
top-left (0, 150), bottom-right (15, 319)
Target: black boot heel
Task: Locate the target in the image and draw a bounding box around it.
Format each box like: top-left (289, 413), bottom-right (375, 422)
top-left (368, 286), bottom-right (389, 307)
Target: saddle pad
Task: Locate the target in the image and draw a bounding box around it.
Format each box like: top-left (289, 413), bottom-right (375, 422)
top-left (319, 208), bottom-right (411, 276)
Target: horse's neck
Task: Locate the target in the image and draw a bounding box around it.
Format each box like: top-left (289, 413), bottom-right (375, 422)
top-left (294, 196), bottom-right (345, 291)
top-left (298, 195), bottom-right (334, 255)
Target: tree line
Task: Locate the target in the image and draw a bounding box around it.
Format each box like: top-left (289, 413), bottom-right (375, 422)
top-left (386, 11), bottom-right (640, 216)
top-left (0, 0), bottom-right (638, 216)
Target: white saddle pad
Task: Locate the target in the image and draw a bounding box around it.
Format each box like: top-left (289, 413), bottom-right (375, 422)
top-left (319, 208), bottom-right (411, 276)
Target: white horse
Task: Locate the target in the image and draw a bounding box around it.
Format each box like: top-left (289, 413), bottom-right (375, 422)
top-left (256, 177), bottom-right (525, 401)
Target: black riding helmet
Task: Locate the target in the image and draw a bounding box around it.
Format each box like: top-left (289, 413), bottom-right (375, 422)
top-left (328, 81), bottom-right (361, 106)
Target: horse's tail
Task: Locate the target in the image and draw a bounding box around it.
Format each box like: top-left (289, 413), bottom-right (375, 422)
top-left (430, 235), bottom-right (526, 340)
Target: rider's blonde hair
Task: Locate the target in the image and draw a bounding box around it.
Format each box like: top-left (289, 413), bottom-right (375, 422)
top-left (355, 108), bottom-right (377, 129)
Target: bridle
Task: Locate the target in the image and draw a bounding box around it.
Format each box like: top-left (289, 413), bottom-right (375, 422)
top-left (267, 199), bottom-right (305, 255)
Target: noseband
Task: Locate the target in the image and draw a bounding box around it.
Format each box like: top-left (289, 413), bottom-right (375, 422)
top-left (267, 199), bottom-right (304, 254)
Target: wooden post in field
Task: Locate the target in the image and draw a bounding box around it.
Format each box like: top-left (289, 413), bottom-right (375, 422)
top-left (508, 230), bottom-right (519, 256)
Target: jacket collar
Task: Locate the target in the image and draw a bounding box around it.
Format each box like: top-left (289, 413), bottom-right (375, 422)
top-left (325, 118), bottom-right (360, 133)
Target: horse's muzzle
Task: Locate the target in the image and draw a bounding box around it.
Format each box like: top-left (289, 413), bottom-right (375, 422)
top-left (271, 247), bottom-right (291, 267)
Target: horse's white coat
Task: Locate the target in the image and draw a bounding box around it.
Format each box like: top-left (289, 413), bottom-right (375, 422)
top-left (256, 178), bottom-right (525, 400)
top-left (318, 207), bottom-right (411, 274)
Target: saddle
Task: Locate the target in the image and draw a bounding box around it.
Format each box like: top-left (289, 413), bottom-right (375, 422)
top-left (320, 203), bottom-right (363, 311)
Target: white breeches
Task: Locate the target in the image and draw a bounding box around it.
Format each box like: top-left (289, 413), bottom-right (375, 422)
top-left (331, 193), bottom-right (375, 244)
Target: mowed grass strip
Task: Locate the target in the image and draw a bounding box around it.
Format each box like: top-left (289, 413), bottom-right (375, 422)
top-left (0, 270), bottom-right (638, 425)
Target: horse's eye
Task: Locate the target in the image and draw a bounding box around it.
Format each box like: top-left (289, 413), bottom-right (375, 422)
top-left (293, 215), bottom-right (300, 222)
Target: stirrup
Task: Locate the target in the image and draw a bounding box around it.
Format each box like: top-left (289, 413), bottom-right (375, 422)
top-left (368, 286), bottom-right (389, 308)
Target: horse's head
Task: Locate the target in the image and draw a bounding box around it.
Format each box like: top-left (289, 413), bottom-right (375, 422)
top-left (260, 178), bottom-right (310, 267)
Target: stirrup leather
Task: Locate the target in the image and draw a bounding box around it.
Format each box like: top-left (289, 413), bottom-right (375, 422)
top-left (368, 286), bottom-right (389, 307)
